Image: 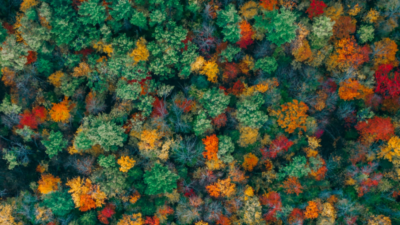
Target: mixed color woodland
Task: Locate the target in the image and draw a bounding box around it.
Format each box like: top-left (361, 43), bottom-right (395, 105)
top-left (1, 0), bottom-right (400, 224)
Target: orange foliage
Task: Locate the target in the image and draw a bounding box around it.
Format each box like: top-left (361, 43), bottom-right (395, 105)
top-left (38, 174), bottom-right (61, 195)
top-left (333, 16), bottom-right (356, 39)
top-left (270, 100), bottom-right (309, 134)
top-left (373, 38), bottom-right (399, 68)
top-left (327, 37), bottom-right (370, 71)
top-left (338, 79), bottom-right (373, 101)
top-left (138, 129), bottom-right (162, 151)
top-left (304, 201), bottom-right (320, 219)
top-left (237, 21), bottom-right (254, 49)
top-left (206, 183), bottom-right (221, 197)
top-left (282, 177), bottom-right (303, 196)
top-left (293, 40), bottom-right (312, 62)
top-left (260, 0), bottom-right (278, 11)
top-left (79, 194), bottom-right (97, 212)
top-left (202, 134), bottom-right (219, 160)
top-left (1, 67), bottom-right (16, 87)
top-left (217, 214), bottom-right (231, 225)
top-left (217, 178), bottom-right (236, 198)
top-left (242, 153), bottom-right (259, 172)
top-left (50, 97), bottom-right (73, 123)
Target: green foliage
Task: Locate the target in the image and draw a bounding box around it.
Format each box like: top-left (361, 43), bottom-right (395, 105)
top-left (0, 36), bottom-right (28, 71)
top-left (144, 163), bottom-right (180, 195)
top-left (358, 25), bottom-right (374, 44)
top-left (78, 0), bottom-right (107, 26)
top-left (79, 211), bottom-right (97, 225)
top-left (2, 149), bottom-right (19, 170)
top-left (312, 16), bottom-right (335, 39)
top-left (278, 156), bottom-right (311, 180)
top-left (116, 80), bottom-right (142, 100)
top-left (193, 110), bottom-right (212, 136)
top-left (199, 87), bottom-right (230, 118)
top-left (254, 8), bottom-right (298, 46)
top-left (42, 191), bottom-right (74, 217)
top-left (217, 135), bottom-right (235, 163)
top-left (236, 92), bottom-right (268, 129)
top-left (98, 154), bottom-right (117, 168)
top-left (216, 4), bottom-right (241, 43)
top-left (220, 45), bottom-right (241, 62)
top-left (41, 131), bottom-right (68, 159)
top-left (109, 0), bottom-right (133, 21)
top-left (91, 167), bottom-right (127, 198)
top-left (81, 116), bottom-right (127, 151)
top-left (254, 56), bottom-right (278, 74)
top-left (130, 10), bottom-right (148, 29)
top-left (0, 96), bottom-right (22, 115)
top-left (15, 126), bottom-right (35, 142)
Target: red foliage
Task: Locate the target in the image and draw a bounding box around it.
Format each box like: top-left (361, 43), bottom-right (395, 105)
top-left (223, 63), bottom-right (240, 81)
top-left (260, 192), bottom-right (282, 222)
top-left (227, 80), bottom-right (245, 96)
top-left (18, 111), bottom-right (39, 129)
top-left (152, 97), bottom-right (168, 117)
top-left (175, 99), bottom-right (194, 113)
top-left (237, 21), bottom-right (254, 49)
top-left (75, 48), bottom-right (94, 56)
top-left (365, 94), bottom-right (382, 110)
top-left (212, 113), bottom-right (227, 129)
top-left (25, 51), bottom-right (37, 65)
top-left (358, 173), bottom-right (382, 197)
top-left (32, 106), bottom-right (47, 122)
top-left (261, 135), bottom-right (293, 159)
top-left (2, 22), bottom-right (14, 34)
top-left (98, 214), bottom-right (109, 224)
top-left (323, 78), bottom-right (338, 93)
top-left (374, 64), bottom-right (400, 99)
top-left (355, 116), bottom-right (395, 141)
top-left (288, 208), bottom-right (304, 225)
top-left (101, 204), bottom-right (116, 218)
top-left (217, 215), bottom-right (231, 225)
top-left (306, 0), bottom-right (327, 19)
top-left (181, 34), bottom-right (194, 52)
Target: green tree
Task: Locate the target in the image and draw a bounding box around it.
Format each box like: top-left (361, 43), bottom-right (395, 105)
top-left (41, 131), bottom-right (68, 159)
top-left (144, 163), bottom-right (179, 195)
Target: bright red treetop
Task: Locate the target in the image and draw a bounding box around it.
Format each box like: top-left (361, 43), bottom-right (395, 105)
top-left (306, 0), bottom-right (327, 19)
top-left (355, 116), bottom-right (395, 142)
top-left (374, 64), bottom-right (400, 99)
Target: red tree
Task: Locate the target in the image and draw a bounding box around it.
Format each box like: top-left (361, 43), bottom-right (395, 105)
top-left (306, 0), bottom-right (327, 19)
top-left (261, 135), bottom-right (294, 159)
top-left (355, 116), bottom-right (394, 141)
top-left (374, 64), bottom-right (400, 99)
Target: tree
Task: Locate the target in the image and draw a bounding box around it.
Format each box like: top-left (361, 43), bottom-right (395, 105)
top-left (355, 116), bottom-right (394, 142)
top-left (199, 88), bottom-right (230, 118)
top-left (338, 79), bottom-right (373, 101)
top-left (41, 131), bottom-right (68, 159)
top-left (202, 134), bottom-right (219, 160)
top-left (378, 136), bottom-right (400, 162)
top-left (270, 100), bottom-right (309, 134)
top-left (78, 0), bottom-right (107, 26)
top-left (216, 4), bottom-right (241, 43)
top-left (374, 64), bottom-right (400, 99)
top-left (304, 201), bottom-right (320, 219)
top-left (242, 153), bottom-right (259, 172)
top-left (200, 61), bottom-right (219, 83)
top-left (306, 0), bottom-right (327, 19)
top-left (49, 97), bottom-right (72, 123)
top-left (254, 56), bottom-right (278, 74)
top-left (38, 174), bottom-right (61, 195)
top-left (193, 110), bottom-right (212, 136)
top-left (143, 163), bottom-right (179, 195)
top-left (117, 156), bottom-right (135, 172)
top-left (42, 191), bottom-right (75, 217)
top-left (254, 8), bottom-right (298, 46)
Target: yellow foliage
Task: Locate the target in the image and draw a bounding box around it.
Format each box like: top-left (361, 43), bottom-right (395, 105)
top-left (1, 67), bottom-right (16, 87)
top-left (200, 61), bottom-right (219, 83)
top-left (323, 3), bottom-right (343, 22)
top-left (37, 174), bottom-right (61, 195)
top-left (238, 127), bottom-right (258, 147)
top-left (50, 97), bottom-right (71, 123)
top-left (0, 204), bottom-right (16, 225)
top-left (93, 41), bottom-right (114, 57)
top-left (48, 71), bottom-right (64, 87)
top-left (244, 186), bottom-right (254, 200)
top-left (321, 203), bottom-right (336, 218)
top-left (364, 9), bottom-right (380, 23)
top-left (191, 56), bottom-right (205, 72)
top-left (293, 40), bottom-right (312, 62)
top-left (368, 215), bottom-right (392, 225)
top-left (254, 82), bottom-right (269, 93)
top-left (217, 178), bottom-right (236, 198)
top-left (129, 192), bottom-right (141, 204)
top-left (240, 1), bottom-right (259, 19)
top-left (117, 156), bottom-right (136, 172)
top-left (195, 221), bottom-right (209, 225)
top-left (20, 0), bottom-right (39, 12)
top-left (66, 177), bottom-right (107, 210)
top-left (205, 158), bottom-right (225, 171)
top-left (206, 183), bottom-right (221, 197)
top-left (239, 55), bottom-right (254, 75)
top-left (72, 62), bottom-right (91, 77)
top-left (117, 213), bottom-right (144, 225)
top-left (138, 129), bottom-right (162, 151)
top-left (242, 153), bottom-right (259, 172)
top-left (129, 37), bottom-right (150, 64)
top-left (378, 136), bottom-right (400, 162)
top-left (159, 139), bottom-right (172, 161)
top-left (348, 4), bottom-right (361, 16)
